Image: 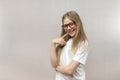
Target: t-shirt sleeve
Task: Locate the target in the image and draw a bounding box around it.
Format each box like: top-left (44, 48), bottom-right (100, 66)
top-left (72, 41), bottom-right (88, 65)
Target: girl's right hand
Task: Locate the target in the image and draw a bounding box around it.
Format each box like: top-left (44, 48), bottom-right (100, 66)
top-left (52, 33), bottom-right (68, 46)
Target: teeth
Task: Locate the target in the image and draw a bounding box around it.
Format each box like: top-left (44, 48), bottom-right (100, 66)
top-left (68, 29), bottom-right (75, 34)
top-left (69, 31), bottom-right (72, 33)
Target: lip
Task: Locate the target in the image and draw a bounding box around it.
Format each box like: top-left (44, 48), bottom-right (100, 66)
top-left (67, 29), bottom-right (76, 36)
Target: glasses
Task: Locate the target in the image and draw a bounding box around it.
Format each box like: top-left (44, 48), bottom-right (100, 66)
top-left (62, 22), bottom-right (75, 29)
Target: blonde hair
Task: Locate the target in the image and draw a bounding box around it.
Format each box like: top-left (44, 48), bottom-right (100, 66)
top-left (56, 11), bottom-right (88, 64)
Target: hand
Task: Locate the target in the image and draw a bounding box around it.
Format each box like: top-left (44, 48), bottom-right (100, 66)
top-left (52, 33), bottom-right (68, 46)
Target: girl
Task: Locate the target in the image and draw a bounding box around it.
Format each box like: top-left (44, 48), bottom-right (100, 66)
top-left (50, 11), bottom-right (89, 80)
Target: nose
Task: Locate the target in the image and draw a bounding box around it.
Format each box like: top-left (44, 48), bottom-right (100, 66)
top-left (67, 25), bottom-right (71, 30)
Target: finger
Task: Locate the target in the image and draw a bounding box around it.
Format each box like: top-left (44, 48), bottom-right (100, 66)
top-left (62, 40), bottom-right (66, 44)
top-left (61, 41), bottom-right (66, 46)
top-left (61, 33), bottom-right (68, 38)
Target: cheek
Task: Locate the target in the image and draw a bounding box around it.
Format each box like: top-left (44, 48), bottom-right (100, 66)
top-left (64, 28), bottom-right (67, 32)
top-left (74, 25), bottom-right (77, 29)
top-left (74, 27), bottom-right (77, 30)
top-left (73, 26), bottom-right (77, 31)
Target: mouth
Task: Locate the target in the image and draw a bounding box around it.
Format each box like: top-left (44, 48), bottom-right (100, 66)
top-left (67, 29), bottom-right (76, 36)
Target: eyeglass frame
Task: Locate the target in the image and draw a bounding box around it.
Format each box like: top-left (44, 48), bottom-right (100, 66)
top-left (61, 22), bottom-right (75, 29)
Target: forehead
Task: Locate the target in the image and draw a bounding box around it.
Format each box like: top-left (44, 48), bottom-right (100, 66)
top-left (63, 17), bottom-right (73, 24)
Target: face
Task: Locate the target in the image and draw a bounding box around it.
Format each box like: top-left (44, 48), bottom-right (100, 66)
top-left (62, 17), bottom-right (77, 37)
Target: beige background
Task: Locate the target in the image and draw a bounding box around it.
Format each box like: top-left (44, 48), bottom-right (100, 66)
top-left (0, 0), bottom-right (120, 80)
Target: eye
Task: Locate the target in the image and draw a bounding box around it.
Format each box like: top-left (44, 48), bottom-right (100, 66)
top-left (69, 22), bottom-right (74, 26)
top-left (62, 24), bottom-right (68, 28)
top-left (62, 22), bottom-right (75, 29)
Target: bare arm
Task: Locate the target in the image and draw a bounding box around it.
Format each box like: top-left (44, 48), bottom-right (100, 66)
top-left (50, 41), bottom-right (58, 68)
top-left (56, 41), bottom-right (88, 75)
top-left (50, 33), bottom-right (68, 69)
top-left (56, 60), bottom-right (80, 76)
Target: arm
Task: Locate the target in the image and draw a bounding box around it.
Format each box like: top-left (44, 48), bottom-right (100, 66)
top-left (50, 33), bottom-right (68, 69)
top-left (56, 42), bottom-right (88, 76)
top-left (50, 41), bottom-right (58, 69)
top-left (56, 60), bottom-right (80, 76)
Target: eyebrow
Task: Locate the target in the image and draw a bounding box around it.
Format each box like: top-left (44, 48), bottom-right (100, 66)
top-left (63, 22), bottom-right (73, 25)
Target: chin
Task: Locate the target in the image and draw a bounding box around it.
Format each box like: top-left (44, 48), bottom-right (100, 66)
top-left (67, 30), bottom-right (76, 37)
top-left (69, 33), bottom-right (75, 37)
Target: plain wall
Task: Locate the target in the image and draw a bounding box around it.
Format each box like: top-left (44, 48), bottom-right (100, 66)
top-left (0, 0), bottom-right (120, 80)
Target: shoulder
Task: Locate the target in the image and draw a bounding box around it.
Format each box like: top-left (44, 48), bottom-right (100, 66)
top-left (80, 40), bottom-right (88, 47)
top-left (78, 40), bottom-right (89, 51)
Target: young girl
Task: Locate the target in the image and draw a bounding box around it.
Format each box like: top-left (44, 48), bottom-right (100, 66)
top-left (50, 11), bottom-right (89, 80)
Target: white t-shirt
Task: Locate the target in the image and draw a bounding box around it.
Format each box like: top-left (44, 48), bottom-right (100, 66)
top-left (56, 38), bottom-right (88, 80)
